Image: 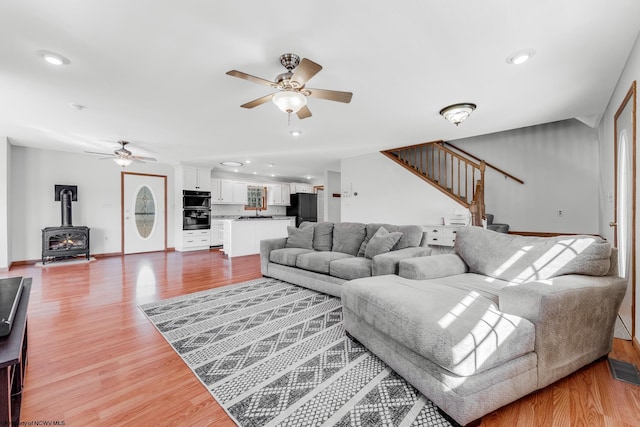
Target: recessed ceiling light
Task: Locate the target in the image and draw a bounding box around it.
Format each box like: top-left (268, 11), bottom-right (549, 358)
top-left (270, 173), bottom-right (275, 177)
top-left (68, 103), bottom-right (86, 111)
top-left (38, 50), bottom-right (70, 66)
top-left (506, 49), bottom-right (536, 65)
top-left (221, 161), bottom-right (243, 167)
top-left (245, 160), bottom-right (252, 164)
top-left (234, 169), bottom-right (239, 172)
top-left (268, 163), bottom-right (275, 167)
top-left (253, 171), bottom-right (257, 175)
top-left (289, 130), bottom-right (302, 137)
top-left (306, 176), bottom-right (311, 180)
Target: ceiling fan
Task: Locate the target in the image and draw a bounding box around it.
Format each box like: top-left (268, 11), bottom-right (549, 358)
top-left (226, 53), bottom-right (353, 120)
top-left (85, 141), bottom-right (157, 167)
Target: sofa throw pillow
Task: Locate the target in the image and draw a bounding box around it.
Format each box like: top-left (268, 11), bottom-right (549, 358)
top-left (358, 223), bottom-right (424, 256)
top-left (285, 226), bottom-right (314, 250)
top-left (302, 221), bottom-right (334, 251)
top-left (455, 226), bottom-right (612, 282)
top-left (364, 226), bottom-right (403, 259)
top-left (332, 222), bottom-right (366, 256)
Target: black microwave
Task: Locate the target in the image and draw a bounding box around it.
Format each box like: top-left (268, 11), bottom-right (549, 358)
top-left (183, 190), bottom-right (211, 208)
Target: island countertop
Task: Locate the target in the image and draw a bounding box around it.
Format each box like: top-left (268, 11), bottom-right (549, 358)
top-left (222, 217), bottom-right (295, 257)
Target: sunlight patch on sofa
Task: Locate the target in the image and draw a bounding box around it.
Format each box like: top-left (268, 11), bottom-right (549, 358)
top-left (490, 237), bottom-right (597, 283)
top-left (490, 245), bottom-right (531, 278)
top-left (451, 306), bottom-right (520, 373)
top-left (438, 291), bottom-right (481, 329)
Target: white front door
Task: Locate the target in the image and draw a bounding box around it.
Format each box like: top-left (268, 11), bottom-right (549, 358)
top-left (122, 172), bottom-right (167, 254)
top-left (613, 82), bottom-right (636, 338)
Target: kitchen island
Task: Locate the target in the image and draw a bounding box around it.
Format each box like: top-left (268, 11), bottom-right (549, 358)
top-left (222, 216), bottom-right (295, 257)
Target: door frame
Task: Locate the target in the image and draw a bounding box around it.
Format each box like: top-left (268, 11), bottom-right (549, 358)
top-left (613, 80), bottom-right (637, 338)
top-left (121, 172), bottom-right (168, 254)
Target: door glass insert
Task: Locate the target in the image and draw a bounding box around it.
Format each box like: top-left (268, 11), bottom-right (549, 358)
top-left (135, 185), bottom-right (156, 239)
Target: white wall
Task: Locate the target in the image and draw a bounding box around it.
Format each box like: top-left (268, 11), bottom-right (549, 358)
top-left (325, 170), bottom-right (341, 222)
top-left (453, 119), bottom-right (600, 234)
top-left (341, 152), bottom-right (462, 225)
top-left (0, 137), bottom-right (10, 270)
top-left (598, 30), bottom-right (640, 344)
top-left (11, 146), bottom-right (175, 262)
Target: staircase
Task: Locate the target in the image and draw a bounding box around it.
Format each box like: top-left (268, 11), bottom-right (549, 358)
top-left (381, 141), bottom-right (486, 226)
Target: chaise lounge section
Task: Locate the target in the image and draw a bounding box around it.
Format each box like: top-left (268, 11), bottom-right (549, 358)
top-left (342, 226), bottom-right (627, 425)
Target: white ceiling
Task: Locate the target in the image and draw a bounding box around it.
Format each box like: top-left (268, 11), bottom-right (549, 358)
top-left (1, 1), bottom-right (639, 181)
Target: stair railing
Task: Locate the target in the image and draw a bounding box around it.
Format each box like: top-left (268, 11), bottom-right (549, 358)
top-left (381, 141), bottom-right (485, 209)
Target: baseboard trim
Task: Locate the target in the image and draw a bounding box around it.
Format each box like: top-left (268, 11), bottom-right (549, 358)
top-left (9, 248), bottom-right (180, 269)
top-left (509, 231), bottom-right (601, 238)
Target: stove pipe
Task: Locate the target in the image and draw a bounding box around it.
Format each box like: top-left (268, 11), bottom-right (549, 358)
top-left (60, 189), bottom-right (73, 227)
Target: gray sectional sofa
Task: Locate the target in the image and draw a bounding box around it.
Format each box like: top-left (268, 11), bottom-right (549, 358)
top-left (342, 226), bottom-right (627, 425)
top-left (260, 221), bottom-right (432, 297)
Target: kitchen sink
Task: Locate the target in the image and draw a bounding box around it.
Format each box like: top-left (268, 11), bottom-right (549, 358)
top-left (237, 215), bottom-right (273, 219)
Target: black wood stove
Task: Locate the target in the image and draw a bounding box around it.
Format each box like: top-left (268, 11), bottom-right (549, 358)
top-left (41, 185), bottom-right (90, 264)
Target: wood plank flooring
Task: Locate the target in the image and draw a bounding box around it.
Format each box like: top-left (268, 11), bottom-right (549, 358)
top-left (2, 249), bottom-right (639, 426)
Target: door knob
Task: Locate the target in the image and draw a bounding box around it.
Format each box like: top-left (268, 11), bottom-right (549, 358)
top-left (609, 221), bottom-right (617, 227)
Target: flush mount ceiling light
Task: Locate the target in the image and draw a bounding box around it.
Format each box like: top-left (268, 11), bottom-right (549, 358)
top-left (289, 129), bottom-right (302, 137)
top-left (220, 161), bottom-right (243, 167)
top-left (38, 50), bottom-right (70, 66)
top-left (439, 103), bottom-right (477, 126)
top-left (506, 49), bottom-right (536, 65)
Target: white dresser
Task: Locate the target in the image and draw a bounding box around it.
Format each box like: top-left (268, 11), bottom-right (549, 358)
top-left (423, 225), bottom-right (464, 247)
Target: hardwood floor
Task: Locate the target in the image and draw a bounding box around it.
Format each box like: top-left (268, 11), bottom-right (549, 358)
top-left (2, 250), bottom-right (639, 426)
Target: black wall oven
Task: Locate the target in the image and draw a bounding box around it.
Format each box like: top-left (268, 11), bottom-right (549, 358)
top-left (183, 190), bottom-right (211, 230)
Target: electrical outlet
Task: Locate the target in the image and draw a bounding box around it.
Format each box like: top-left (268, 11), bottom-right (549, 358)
top-left (557, 210), bottom-right (564, 217)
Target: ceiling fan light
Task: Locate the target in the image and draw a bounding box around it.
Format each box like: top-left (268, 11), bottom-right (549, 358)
top-left (272, 91), bottom-right (307, 114)
top-left (439, 103), bottom-right (477, 126)
top-left (113, 157), bottom-right (133, 167)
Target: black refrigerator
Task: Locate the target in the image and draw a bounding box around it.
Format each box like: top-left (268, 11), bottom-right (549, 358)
top-left (287, 193), bottom-right (317, 227)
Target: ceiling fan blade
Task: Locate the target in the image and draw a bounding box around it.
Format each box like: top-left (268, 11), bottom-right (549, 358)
top-left (85, 151), bottom-right (115, 156)
top-left (226, 70), bottom-right (275, 87)
top-left (292, 58), bottom-right (322, 86)
top-left (297, 105), bottom-right (312, 119)
top-left (132, 155), bottom-right (157, 162)
top-left (240, 94), bottom-right (274, 109)
top-left (306, 88), bottom-right (353, 103)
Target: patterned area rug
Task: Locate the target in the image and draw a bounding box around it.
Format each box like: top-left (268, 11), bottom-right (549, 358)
top-left (140, 278), bottom-right (452, 427)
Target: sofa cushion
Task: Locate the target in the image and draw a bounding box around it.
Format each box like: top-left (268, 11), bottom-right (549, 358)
top-left (455, 227), bottom-right (612, 282)
top-left (341, 275), bottom-right (535, 376)
top-left (364, 226), bottom-right (403, 259)
top-left (296, 251), bottom-right (354, 274)
top-left (301, 221), bottom-right (334, 251)
top-left (285, 226), bottom-right (314, 249)
top-left (358, 223), bottom-right (424, 256)
top-left (332, 222), bottom-right (366, 256)
top-left (330, 257), bottom-right (372, 280)
top-left (270, 248), bottom-right (314, 267)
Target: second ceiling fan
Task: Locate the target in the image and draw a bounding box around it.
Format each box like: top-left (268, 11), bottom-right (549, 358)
top-left (226, 53), bottom-right (353, 120)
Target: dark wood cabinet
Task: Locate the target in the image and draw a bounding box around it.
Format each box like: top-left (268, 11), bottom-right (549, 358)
top-left (0, 279), bottom-right (30, 426)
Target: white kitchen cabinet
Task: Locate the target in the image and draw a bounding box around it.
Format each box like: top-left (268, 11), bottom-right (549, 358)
top-left (183, 166), bottom-right (211, 191)
top-left (267, 184), bottom-right (291, 206)
top-left (290, 182), bottom-right (314, 194)
top-left (424, 225), bottom-right (463, 247)
top-left (223, 218), bottom-right (294, 257)
top-left (233, 182), bottom-right (248, 204)
top-left (211, 179), bottom-right (235, 204)
top-left (210, 220), bottom-right (224, 246)
top-left (181, 229), bottom-right (211, 251)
